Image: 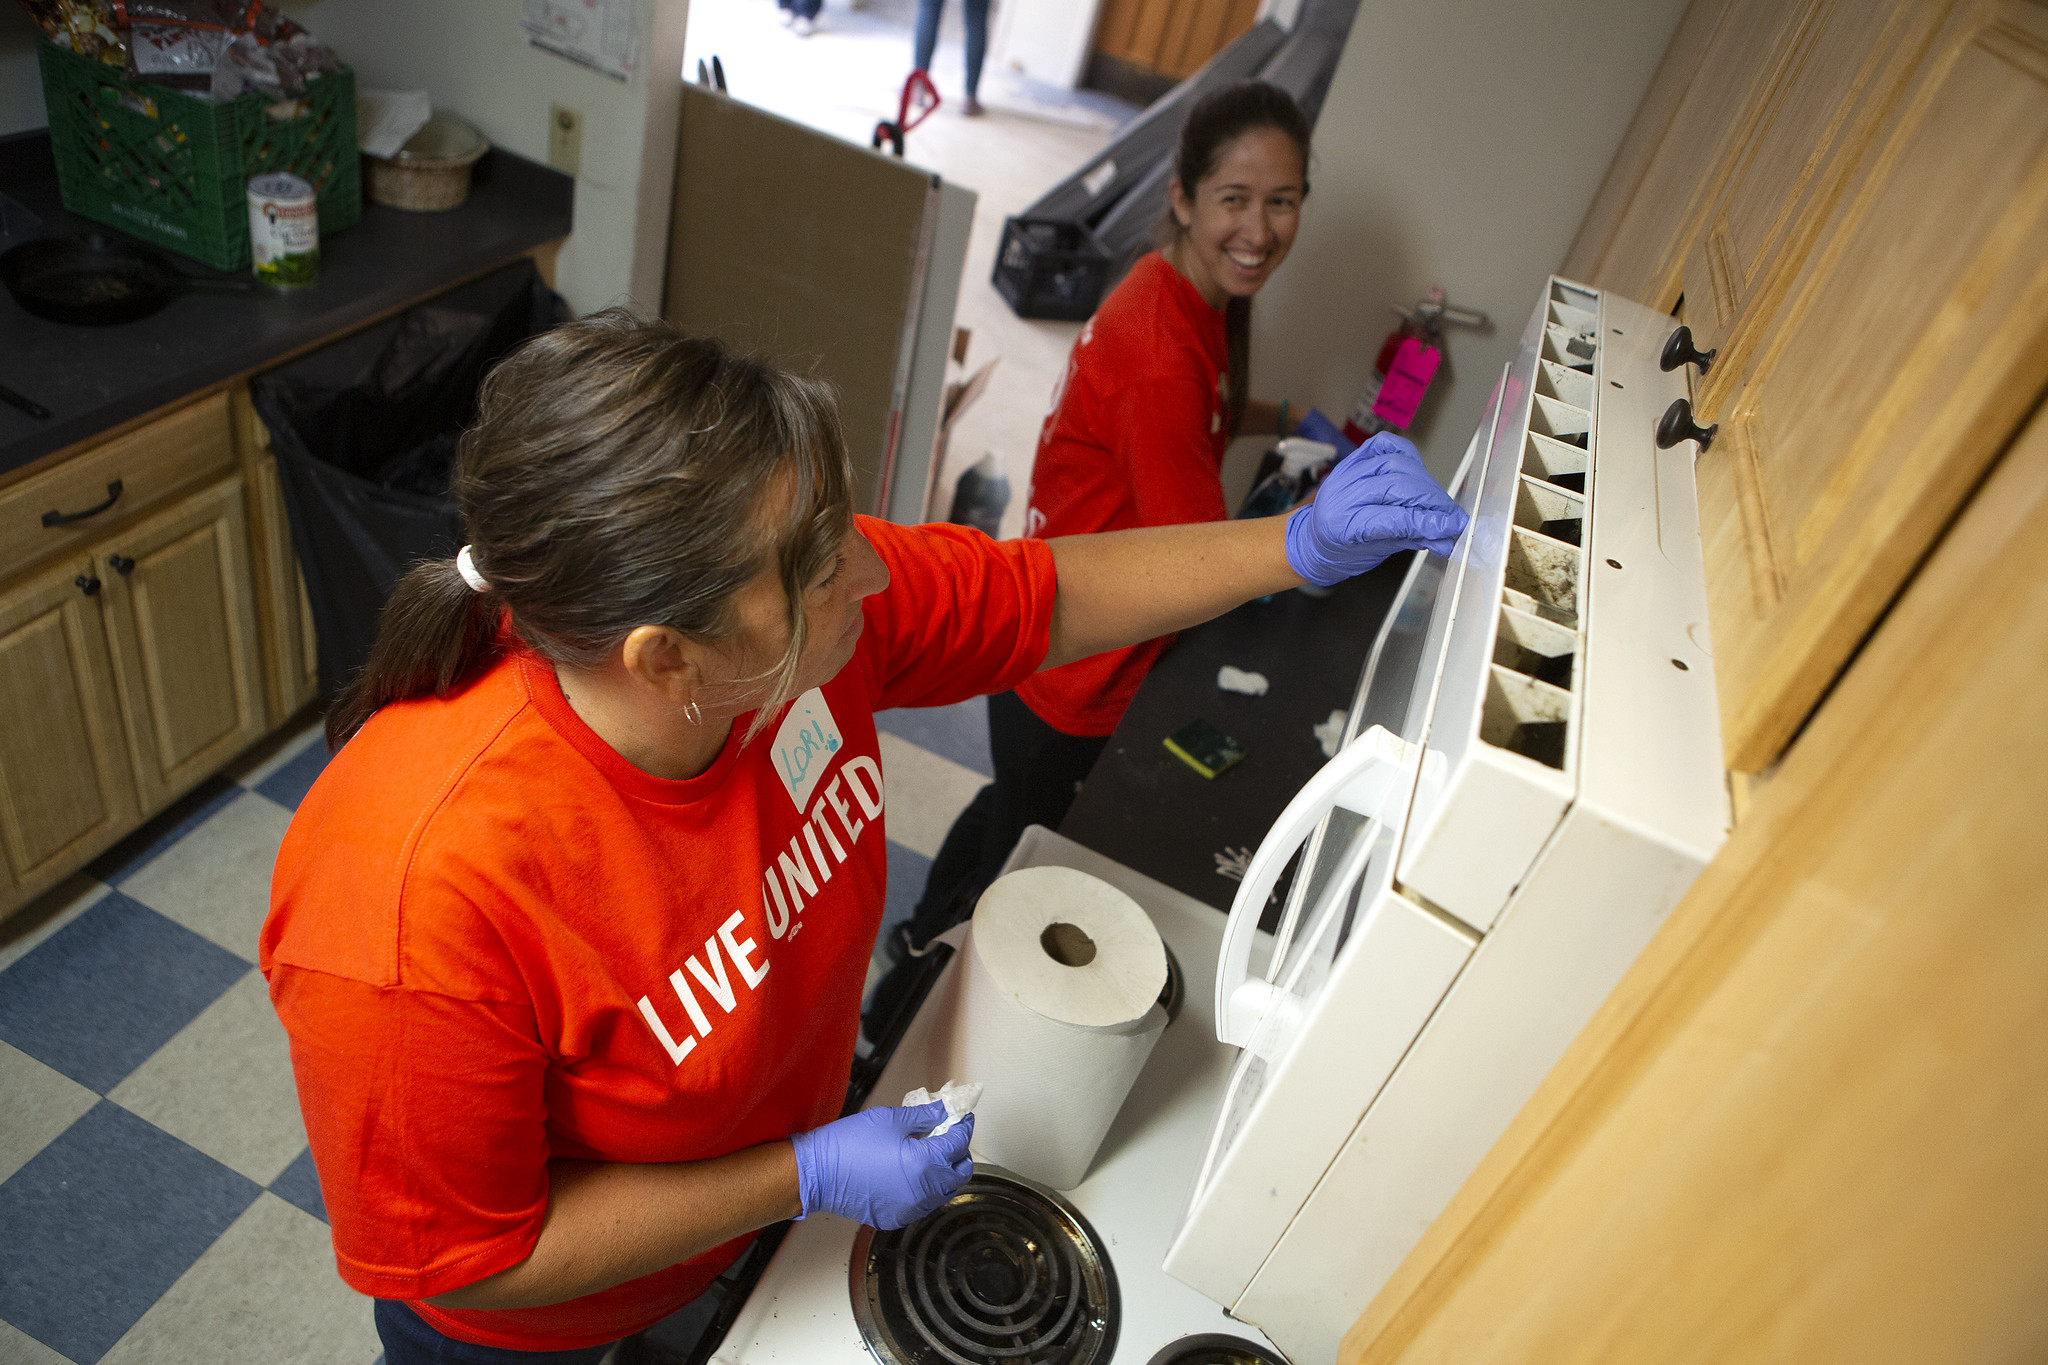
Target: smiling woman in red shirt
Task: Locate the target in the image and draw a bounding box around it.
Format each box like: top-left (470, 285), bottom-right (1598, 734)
top-left (895, 82), bottom-right (1323, 970)
top-left (262, 310), bottom-right (1464, 1362)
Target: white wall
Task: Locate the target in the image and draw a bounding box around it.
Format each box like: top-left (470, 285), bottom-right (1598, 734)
top-left (2, 6), bottom-right (47, 136)
top-left (278, 0), bottom-right (689, 315)
top-left (1250, 0), bottom-right (1686, 482)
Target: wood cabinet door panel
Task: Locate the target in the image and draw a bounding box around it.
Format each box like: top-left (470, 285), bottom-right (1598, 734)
top-left (99, 476), bottom-right (266, 812)
top-left (0, 558), bottom-right (139, 897)
top-left (1563, 0), bottom-right (1817, 307)
top-left (1683, 0), bottom-right (1951, 379)
top-left (1700, 0), bottom-right (2048, 770)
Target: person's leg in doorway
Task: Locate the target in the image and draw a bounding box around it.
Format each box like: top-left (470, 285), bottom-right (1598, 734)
top-left (961, 0), bottom-right (990, 114)
top-left (913, 0), bottom-right (944, 73)
top-left (788, 0), bottom-right (822, 34)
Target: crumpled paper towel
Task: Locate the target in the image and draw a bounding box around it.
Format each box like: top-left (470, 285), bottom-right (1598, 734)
top-left (903, 1080), bottom-right (983, 1137)
top-left (1313, 708), bottom-right (1347, 758)
top-left (1217, 665), bottom-right (1270, 696)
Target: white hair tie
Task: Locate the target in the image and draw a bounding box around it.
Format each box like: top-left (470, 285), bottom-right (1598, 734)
top-left (455, 545), bottom-right (491, 594)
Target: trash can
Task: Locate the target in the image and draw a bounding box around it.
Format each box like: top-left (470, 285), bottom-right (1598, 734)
top-left (252, 259), bottom-right (565, 702)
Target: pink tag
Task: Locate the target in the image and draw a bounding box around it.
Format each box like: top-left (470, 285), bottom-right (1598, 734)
top-left (1371, 338), bottom-right (1442, 430)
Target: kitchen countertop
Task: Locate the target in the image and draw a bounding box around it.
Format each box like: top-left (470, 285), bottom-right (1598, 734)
top-left (1059, 554), bottom-right (1409, 917)
top-left (0, 129), bottom-right (574, 480)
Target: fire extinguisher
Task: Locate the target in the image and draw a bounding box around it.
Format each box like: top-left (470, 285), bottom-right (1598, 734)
top-left (1344, 286), bottom-right (1487, 446)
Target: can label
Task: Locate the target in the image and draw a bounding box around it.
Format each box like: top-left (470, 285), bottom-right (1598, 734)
top-left (247, 172), bottom-right (319, 288)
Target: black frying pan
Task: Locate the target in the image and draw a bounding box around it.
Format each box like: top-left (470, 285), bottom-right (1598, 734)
top-left (0, 231), bottom-right (251, 326)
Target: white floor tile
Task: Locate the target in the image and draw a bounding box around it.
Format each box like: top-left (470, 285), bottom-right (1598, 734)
top-left (877, 732), bottom-right (986, 860)
top-left (108, 970), bottom-right (304, 1186)
top-left (0, 1041), bottom-right (97, 1186)
top-left (121, 791), bottom-right (293, 963)
top-left (0, 874), bottom-right (111, 975)
top-left (97, 1192), bottom-right (378, 1365)
top-left (0, 1318), bottom-right (72, 1365)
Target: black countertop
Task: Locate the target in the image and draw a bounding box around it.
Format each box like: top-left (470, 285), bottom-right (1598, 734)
top-left (0, 130), bottom-right (574, 479)
top-left (1059, 556), bottom-right (1409, 916)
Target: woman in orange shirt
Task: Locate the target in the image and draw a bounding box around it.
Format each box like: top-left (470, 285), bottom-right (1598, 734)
top-left (899, 82), bottom-right (1326, 969)
top-left (264, 312), bottom-right (1462, 1361)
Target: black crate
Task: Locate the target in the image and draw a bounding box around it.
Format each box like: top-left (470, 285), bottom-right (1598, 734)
top-left (992, 216), bottom-right (1112, 321)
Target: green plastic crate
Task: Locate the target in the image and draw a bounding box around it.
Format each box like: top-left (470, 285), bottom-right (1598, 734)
top-left (37, 39), bottom-right (361, 272)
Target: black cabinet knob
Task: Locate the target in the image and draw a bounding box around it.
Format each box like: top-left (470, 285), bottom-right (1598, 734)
top-left (75, 574), bottom-right (101, 597)
top-left (109, 554), bottom-right (135, 575)
top-left (1660, 325), bottom-right (1717, 375)
top-left (1656, 398), bottom-right (1718, 452)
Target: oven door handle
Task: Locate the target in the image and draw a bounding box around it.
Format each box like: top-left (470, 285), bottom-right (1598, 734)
top-left (1215, 724), bottom-right (1425, 1047)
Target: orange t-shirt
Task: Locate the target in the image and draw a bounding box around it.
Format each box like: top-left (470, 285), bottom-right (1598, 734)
top-left (260, 518), bottom-right (1056, 1350)
top-left (1016, 250), bottom-right (1229, 736)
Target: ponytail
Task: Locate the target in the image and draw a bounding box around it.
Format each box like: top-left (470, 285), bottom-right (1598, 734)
top-left (325, 558), bottom-right (504, 749)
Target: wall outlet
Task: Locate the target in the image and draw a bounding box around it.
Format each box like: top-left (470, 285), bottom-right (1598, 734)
top-left (548, 104), bottom-right (583, 176)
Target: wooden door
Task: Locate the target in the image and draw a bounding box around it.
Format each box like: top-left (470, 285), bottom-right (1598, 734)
top-left (249, 452), bottom-right (318, 721)
top-left (0, 556), bottom-right (140, 912)
top-left (1092, 0), bottom-right (1260, 83)
top-left (1559, 0), bottom-right (1815, 308)
top-left (1695, 0), bottom-right (2048, 770)
top-left (1343, 396), bottom-right (2048, 1365)
top-left (97, 476), bottom-right (267, 814)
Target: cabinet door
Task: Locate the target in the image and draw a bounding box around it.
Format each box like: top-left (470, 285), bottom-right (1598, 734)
top-left (1679, 0), bottom-right (1951, 383)
top-left (97, 477), bottom-right (267, 813)
top-left (1561, 0), bottom-right (1816, 307)
top-left (1698, 0), bottom-right (2048, 770)
top-left (249, 453), bottom-right (318, 721)
top-left (0, 557), bottom-right (141, 910)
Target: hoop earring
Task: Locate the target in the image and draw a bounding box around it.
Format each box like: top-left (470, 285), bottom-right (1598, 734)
top-left (684, 700), bottom-right (704, 727)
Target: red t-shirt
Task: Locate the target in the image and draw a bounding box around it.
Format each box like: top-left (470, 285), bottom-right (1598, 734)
top-left (1016, 250), bottom-right (1229, 736)
top-left (260, 518), bottom-right (1056, 1350)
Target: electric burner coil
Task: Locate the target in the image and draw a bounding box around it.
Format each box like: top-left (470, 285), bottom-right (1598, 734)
top-left (850, 1169), bottom-right (1118, 1365)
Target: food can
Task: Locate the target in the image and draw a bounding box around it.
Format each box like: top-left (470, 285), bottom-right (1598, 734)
top-left (246, 173), bottom-right (319, 288)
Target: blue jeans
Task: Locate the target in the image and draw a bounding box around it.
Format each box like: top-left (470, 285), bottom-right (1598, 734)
top-left (913, 0), bottom-right (990, 97)
top-left (373, 1301), bottom-right (615, 1364)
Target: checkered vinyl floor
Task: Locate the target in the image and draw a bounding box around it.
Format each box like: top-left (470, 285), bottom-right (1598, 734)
top-left (0, 700), bottom-right (992, 1364)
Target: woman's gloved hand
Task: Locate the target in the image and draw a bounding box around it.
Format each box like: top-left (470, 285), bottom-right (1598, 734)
top-left (790, 1101), bottom-right (974, 1230)
top-left (1284, 433), bottom-right (1469, 586)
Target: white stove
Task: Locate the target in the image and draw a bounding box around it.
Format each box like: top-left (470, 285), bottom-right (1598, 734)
top-left (709, 826), bottom-right (1281, 1365)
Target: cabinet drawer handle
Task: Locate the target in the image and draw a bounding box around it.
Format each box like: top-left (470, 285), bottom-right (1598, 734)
top-left (1656, 398), bottom-right (1718, 452)
top-left (75, 574), bottom-right (101, 598)
top-left (42, 480), bottom-right (125, 528)
top-left (109, 554), bottom-right (135, 575)
top-left (1659, 325), bottom-right (1716, 376)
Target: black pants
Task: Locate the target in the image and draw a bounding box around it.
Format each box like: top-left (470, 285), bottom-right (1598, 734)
top-left (909, 691), bottom-right (1108, 947)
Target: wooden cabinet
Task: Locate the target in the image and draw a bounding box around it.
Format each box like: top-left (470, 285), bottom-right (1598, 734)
top-left (1696, 0), bottom-right (2048, 769)
top-left (96, 476), bottom-right (268, 815)
top-left (1566, 0), bottom-right (2048, 772)
top-left (0, 554), bottom-right (141, 905)
top-left (1560, 0), bottom-right (1811, 308)
top-left (1091, 0), bottom-right (1260, 84)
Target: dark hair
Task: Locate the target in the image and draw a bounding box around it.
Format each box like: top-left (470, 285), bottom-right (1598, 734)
top-left (1168, 81), bottom-right (1311, 441)
top-left (326, 311), bottom-right (853, 749)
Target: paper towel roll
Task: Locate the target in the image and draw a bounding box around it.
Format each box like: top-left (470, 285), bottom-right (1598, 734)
top-left (934, 866), bottom-right (1169, 1190)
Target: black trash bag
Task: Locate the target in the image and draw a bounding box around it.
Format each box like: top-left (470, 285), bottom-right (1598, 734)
top-left (252, 259), bottom-right (566, 704)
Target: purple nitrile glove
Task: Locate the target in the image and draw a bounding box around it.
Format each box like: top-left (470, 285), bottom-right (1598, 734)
top-left (1283, 432), bottom-right (1469, 586)
top-left (790, 1101), bottom-right (975, 1230)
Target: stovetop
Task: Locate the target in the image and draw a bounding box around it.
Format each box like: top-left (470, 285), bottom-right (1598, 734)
top-left (707, 827), bottom-right (1281, 1365)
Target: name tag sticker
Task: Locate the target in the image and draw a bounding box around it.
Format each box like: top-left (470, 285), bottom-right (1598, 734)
top-left (772, 689), bottom-right (844, 812)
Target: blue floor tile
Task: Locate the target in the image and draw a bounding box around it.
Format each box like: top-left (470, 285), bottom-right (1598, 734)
top-left (85, 776), bottom-right (240, 886)
top-left (0, 893), bottom-right (250, 1093)
top-left (268, 1145), bottom-right (327, 1224)
top-left (876, 697), bottom-right (993, 778)
top-left (254, 741), bottom-right (332, 812)
top-left (880, 839), bottom-right (934, 953)
top-left (0, 1101), bottom-right (259, 1363)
